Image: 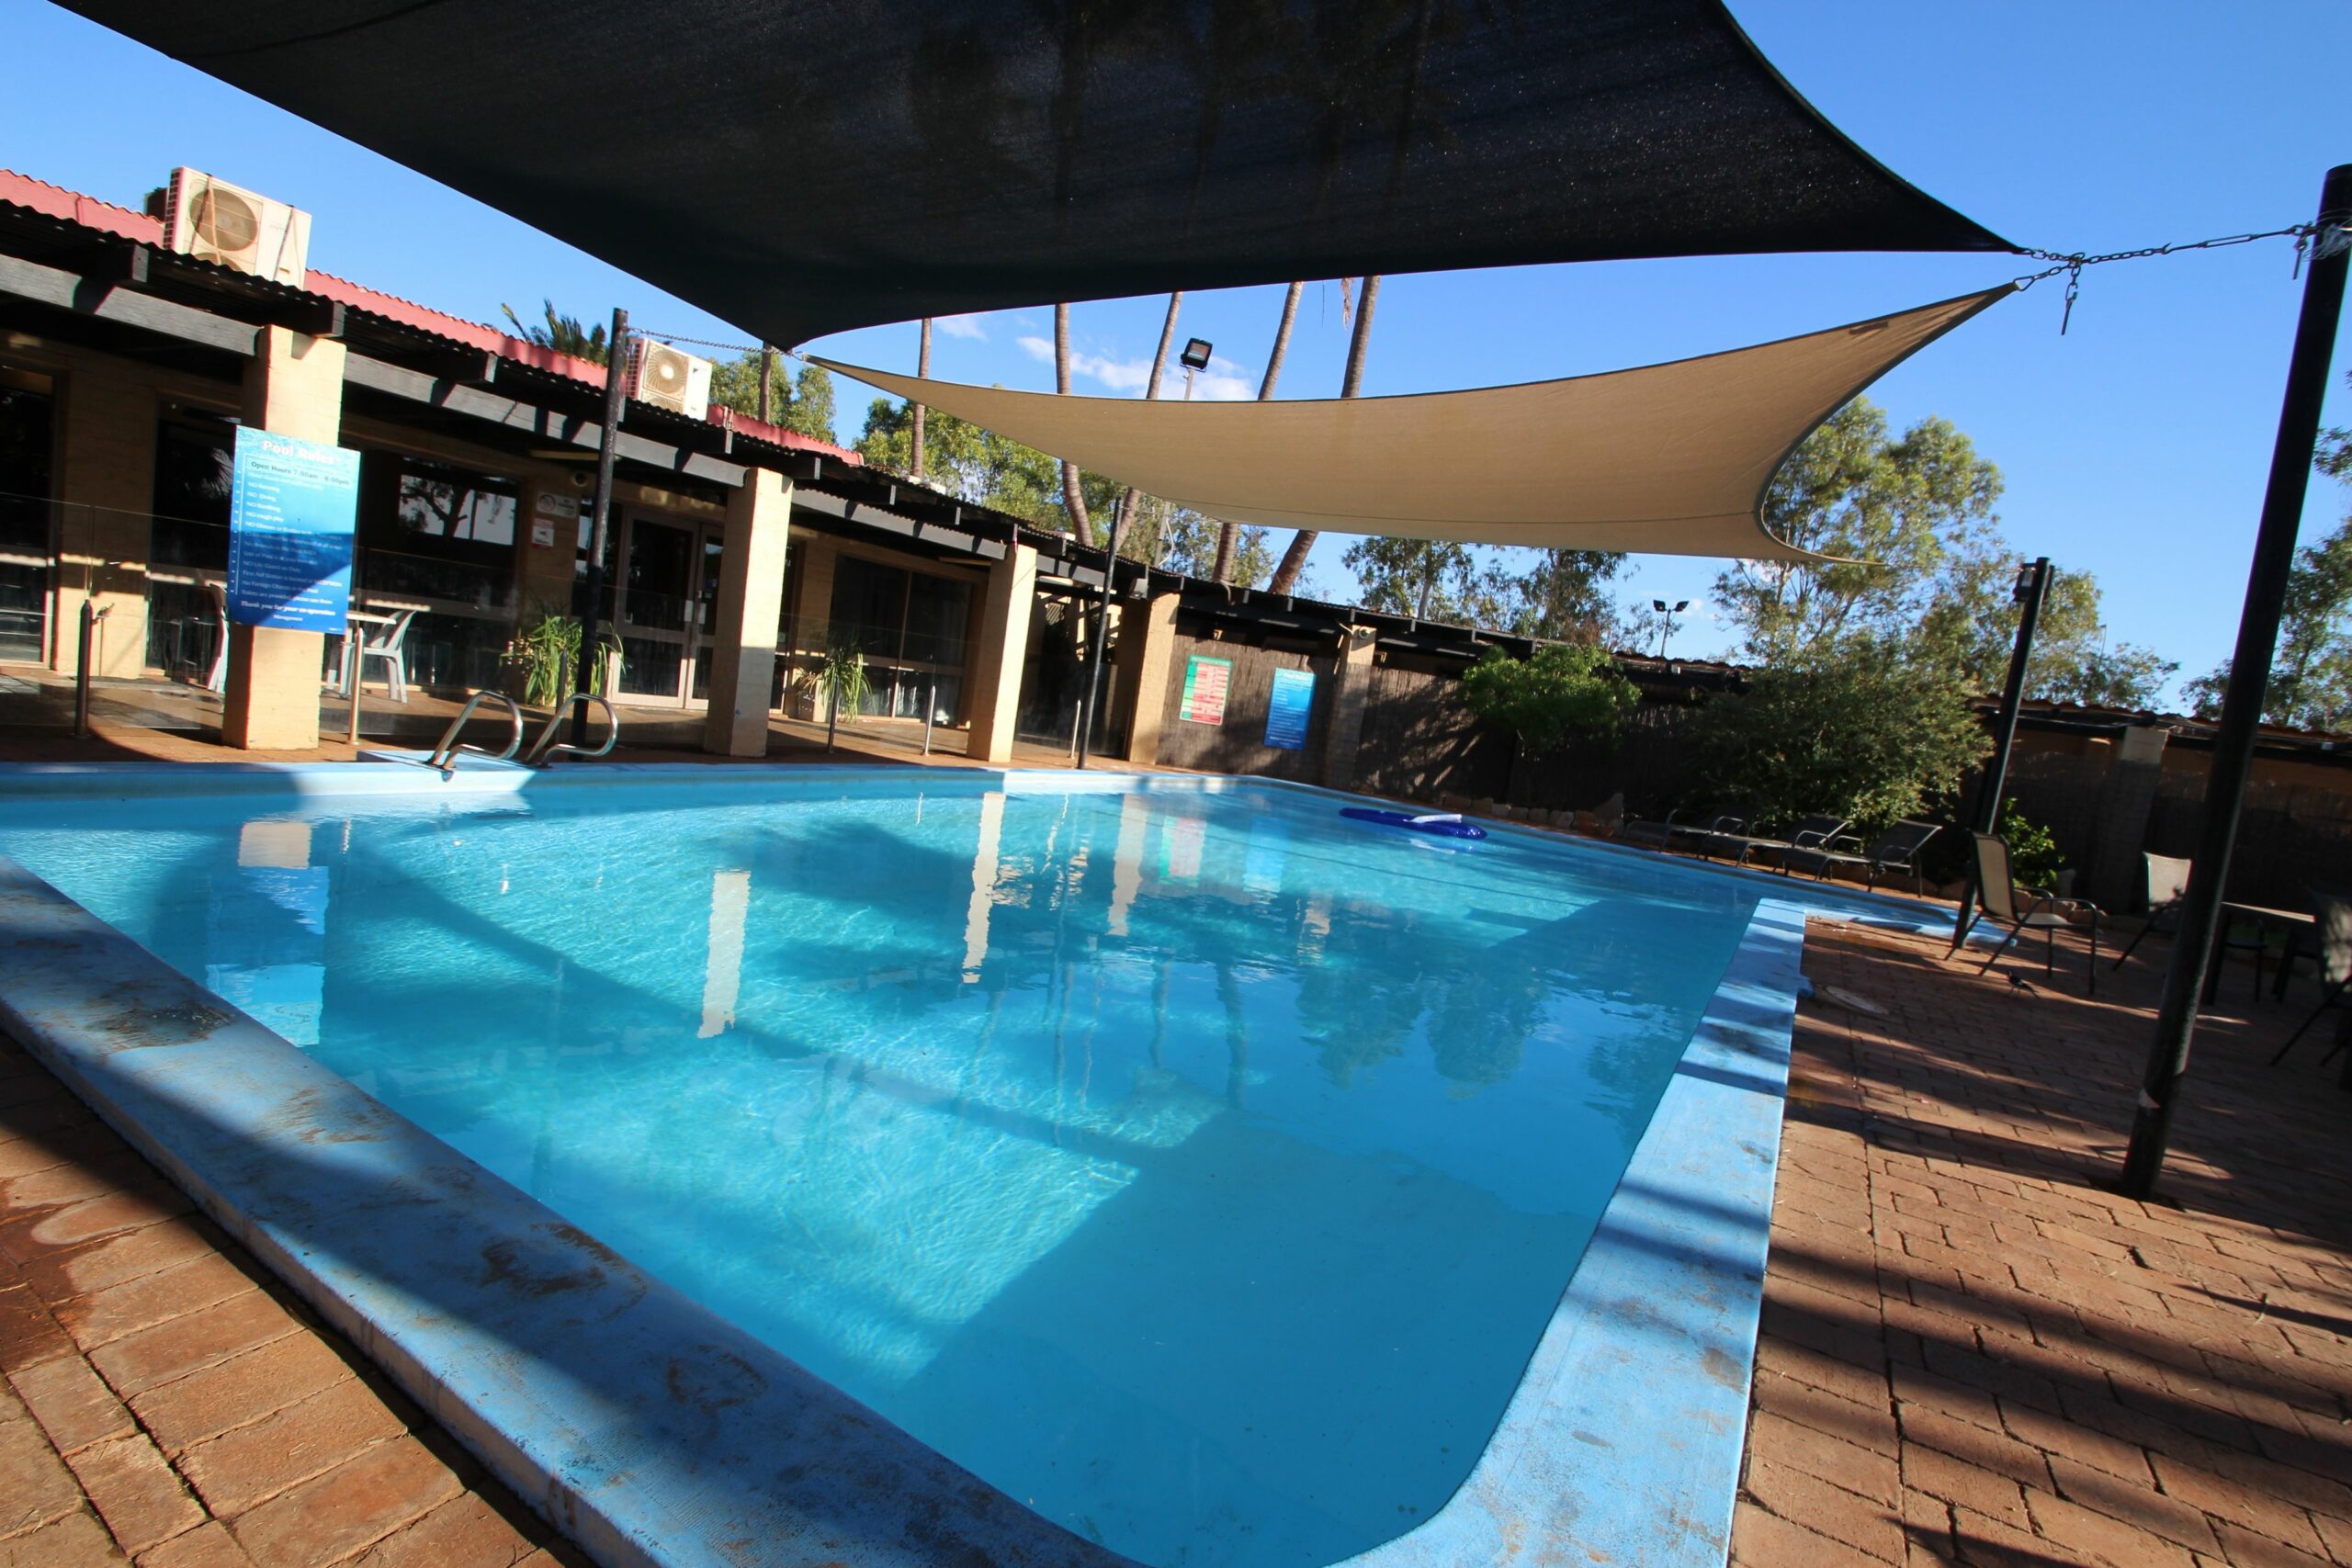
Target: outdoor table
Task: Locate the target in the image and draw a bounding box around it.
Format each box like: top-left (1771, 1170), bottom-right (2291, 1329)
top-left (2205, 901), bottom-right (2316, 1005)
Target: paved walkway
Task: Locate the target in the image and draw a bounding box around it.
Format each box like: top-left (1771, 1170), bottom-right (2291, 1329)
top-left (1736, 923), bottom-right (2352, 1568)
top-left (0, 1032), bottom-right (587, 1567)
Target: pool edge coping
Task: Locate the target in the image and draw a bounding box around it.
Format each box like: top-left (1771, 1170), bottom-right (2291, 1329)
top-left (0, 761), bottom-right (1951, 1568)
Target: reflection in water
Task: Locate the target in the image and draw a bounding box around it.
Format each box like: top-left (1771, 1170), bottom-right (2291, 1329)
top-left (205, 819), bottom-right (327, 1046)
top-left (0, 779), bottom-right (1757, 1568)
top-left (699, 868), bottom-right (750, 1038)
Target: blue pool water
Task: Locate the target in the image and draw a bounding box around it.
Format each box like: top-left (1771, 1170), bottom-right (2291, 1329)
top-left (2, 771), bottom-right (1779, 1566)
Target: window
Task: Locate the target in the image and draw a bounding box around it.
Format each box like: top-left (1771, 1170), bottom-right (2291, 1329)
top-left (397, 468), bottom-right (515, 545)
top-left (0, 367), bottom-right (54, 662)
top-left (817, 551), bottom-right (975, 718)
top-left (151, 415), bottom-right (235, 569)
top-left (356, 454), bottom-right (521, 689)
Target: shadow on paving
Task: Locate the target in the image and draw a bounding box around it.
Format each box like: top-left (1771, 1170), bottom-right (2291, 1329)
top-left (1731, 922), bottom-right (2352, 1568)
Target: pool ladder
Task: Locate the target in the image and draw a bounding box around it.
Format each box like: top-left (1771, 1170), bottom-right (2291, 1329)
top-left (424, 691), bottom-right (617, 777)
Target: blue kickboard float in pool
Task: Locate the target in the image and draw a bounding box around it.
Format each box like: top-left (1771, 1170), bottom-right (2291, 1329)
top-left (1339, 807), bottom-right (1487, 840)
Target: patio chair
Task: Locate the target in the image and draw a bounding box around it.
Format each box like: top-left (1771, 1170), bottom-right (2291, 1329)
top-left (2110, 852), bottom-right (2193, 970)
top-left (1623, 807), bottom-right (1743, 855)
top-left (1739, 813), bottom-right (1855, 872)
top-left (1783, 819), bottom-right (1940, 893)
top-left (202, 581), bottom-right (229, 694)
top-left (2270, 886), bottom-right (2352, 1069)
top-left (349, 609), bottom-right (417, 703)
top-left (1971, 831), bottom-right (2101, 994)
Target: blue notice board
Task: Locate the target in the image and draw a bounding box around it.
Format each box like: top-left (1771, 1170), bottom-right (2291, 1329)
top-left (1265, 666), bottom-right (1315, 750)
top-left (227, 427), bottom-right (360, 633)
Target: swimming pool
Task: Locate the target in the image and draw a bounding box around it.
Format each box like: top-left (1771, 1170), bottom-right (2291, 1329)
top-left (0, 765), bottom-right (1937, 1567)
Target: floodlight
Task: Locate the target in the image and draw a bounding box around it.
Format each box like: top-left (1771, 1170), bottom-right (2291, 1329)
top-left (1180, 338), bottom-right (1213, 371)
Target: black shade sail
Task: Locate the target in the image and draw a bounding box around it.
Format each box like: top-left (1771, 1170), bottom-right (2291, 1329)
top-left (66, 1), bottom-right (2010, 347)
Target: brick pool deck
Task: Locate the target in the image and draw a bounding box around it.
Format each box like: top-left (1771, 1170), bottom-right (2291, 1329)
top-left (1735, 924), bottom-right (2352, 1568)
top-left (0, 814), bottom-right (2346, 1564)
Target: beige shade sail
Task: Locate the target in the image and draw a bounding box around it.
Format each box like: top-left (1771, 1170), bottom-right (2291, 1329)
top-left (817, 287), bottom-right (2011, 563)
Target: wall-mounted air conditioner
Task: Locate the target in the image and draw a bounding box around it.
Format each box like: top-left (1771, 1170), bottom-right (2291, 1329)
top-left (630, 339), bottom-right (713, 420)
top-left (163, 167), bottom-right (311, 286)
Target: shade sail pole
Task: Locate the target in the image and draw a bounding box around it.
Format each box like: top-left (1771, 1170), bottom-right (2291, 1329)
top-left (575, 305), bottom-right (628, 746)
top-left (2121, 164), bottom-right (2350, 1200)
top-left (1951, 557), bottom-right (2052, 950)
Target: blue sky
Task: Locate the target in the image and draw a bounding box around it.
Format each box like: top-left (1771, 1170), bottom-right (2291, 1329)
top-left (3, 0), bottom-right (2347, 698)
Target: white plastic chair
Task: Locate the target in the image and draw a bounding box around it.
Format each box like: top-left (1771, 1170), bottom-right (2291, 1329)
top-left (352, 608), bottom-right (417, 702)
top-left (202, 581), bottom-right (229, 694)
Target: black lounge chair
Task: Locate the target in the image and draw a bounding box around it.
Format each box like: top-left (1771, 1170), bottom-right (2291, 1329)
top-left (1733, 814), bottom-right (1855, 872)
top-left (1970, 831), bottom-right (2100, 994)
top-left (1622, 807), bottom-right (1745, 855)
top-left (1784, 819), bottom-right (1940, 893)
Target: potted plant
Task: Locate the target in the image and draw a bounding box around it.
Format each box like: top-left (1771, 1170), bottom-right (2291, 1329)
top-left (503, 606), bottom-right (617, 710)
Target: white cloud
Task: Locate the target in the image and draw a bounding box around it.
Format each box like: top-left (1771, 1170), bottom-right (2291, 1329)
top-left (1015, 334), bottom-right (1255, 399)
top-left (933, 313), bottom-right (987, 341)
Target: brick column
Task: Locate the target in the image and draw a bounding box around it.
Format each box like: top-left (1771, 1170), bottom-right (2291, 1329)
top-left (52, 364), bottom-right (159, 677)
top-left (222, 327), bottom-right (347, 750)
top-left (700, 468), bottom-right (792, 757)
top-left (1319, 625), bottom-right (1378, 791)
top-left (2087, 722), bottom-right (2170, 913)
top-left (1112, 590), bottom-right (1181, 766)
top-left (963, 543), bottom-right (1037, 765)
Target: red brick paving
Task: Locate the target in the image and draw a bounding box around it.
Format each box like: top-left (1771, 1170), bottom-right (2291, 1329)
top-left (0, 1035), bottom-right (583, 1567)
top-left (1735, 922), bottom-right (2352, 1568)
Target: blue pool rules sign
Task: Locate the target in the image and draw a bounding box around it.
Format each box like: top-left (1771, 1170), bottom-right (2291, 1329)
top-left (1264, 666), bottom-right (1315, 750)
top-left (226, 428), bottom-right (360, 633)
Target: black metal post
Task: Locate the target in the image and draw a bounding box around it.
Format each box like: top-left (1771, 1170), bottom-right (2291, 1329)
top-left (1952, 557), bottom-right (2053, 946)
top-left (73, 598), bottom-right (99, 740)
top-left (345, 633), bottom-right (363, 747)
top-left (2124, 164), bottom-right (2351, 1197)
top-left (575, 306), bottom-right (628, 746)
top-left (922, 676), bottom-right (936, 756)
top-left (1076, 493), bottom-right (1128, 770)
top-left (826, 680), bottom-right (839, 754)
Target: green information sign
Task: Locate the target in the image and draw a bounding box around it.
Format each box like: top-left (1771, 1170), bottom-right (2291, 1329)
top-left (1179, 655), bottom-right (1232, 725)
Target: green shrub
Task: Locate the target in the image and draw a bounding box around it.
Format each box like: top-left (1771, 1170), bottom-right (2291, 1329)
top-left (1996, 798), bottom-right (2064, 888)
top-left (1458, 643), bottom-right (1639, 754)
top-left (1685, 643), bottom-right (1990, 834)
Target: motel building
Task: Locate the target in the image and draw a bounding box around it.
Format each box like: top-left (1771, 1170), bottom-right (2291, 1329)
top-left (0, 164), bottom-right (1539, 782)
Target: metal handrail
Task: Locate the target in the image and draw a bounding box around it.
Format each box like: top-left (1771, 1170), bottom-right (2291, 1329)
top-left (424, 689), bottom-right (524, 776)
top-left (523, 694), bottom-right (619, 767)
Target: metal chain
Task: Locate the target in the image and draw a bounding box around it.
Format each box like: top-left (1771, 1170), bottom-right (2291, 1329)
top-left (2011, 220), bottom-right (2327, 333)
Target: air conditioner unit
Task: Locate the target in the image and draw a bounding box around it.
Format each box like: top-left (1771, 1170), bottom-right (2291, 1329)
top-left (630, 339), bottom-right (713, 420)
top-left (163, 168), bottom-right (311, 286)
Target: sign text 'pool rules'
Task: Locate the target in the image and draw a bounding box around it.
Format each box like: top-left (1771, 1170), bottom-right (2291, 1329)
top-left (226, 428), bottom-right (360, 634)
top-left (1264, 666), bottom-right (1314, 750)
top-left (1179, 654), bottom-right (1231, 725)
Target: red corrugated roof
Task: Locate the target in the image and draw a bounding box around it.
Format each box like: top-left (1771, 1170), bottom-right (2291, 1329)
top-left (0, 167), bottom-right (859, 463)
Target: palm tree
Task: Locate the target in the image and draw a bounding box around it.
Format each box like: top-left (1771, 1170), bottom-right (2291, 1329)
top-left (912, 318), bottom-right (932, 482)
top-left (499, 300), bottom-right (609, 365)
top-left (1267, 275), bottom-right (1379, 594)
top-left (1054, 303), bottom-right (1094, 545)
top-left (1116, 292), bottom-right (1185, 562)
top-left (1213, 280), bottom-right (1304, 583)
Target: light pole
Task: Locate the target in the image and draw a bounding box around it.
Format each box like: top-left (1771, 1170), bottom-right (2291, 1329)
top-left (1652, 599), bottom-right (1689, 660)
top-left (1179, 336), bottom-right (1212, 401)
